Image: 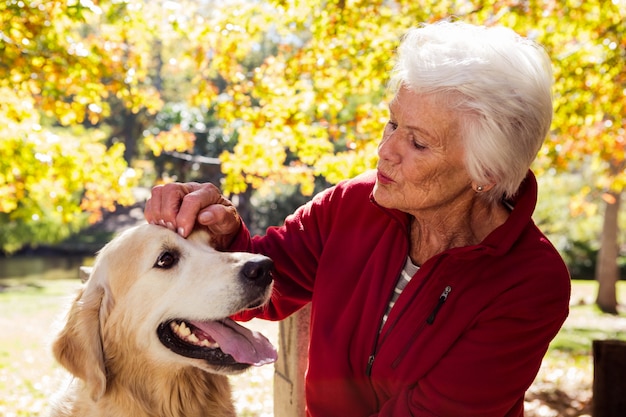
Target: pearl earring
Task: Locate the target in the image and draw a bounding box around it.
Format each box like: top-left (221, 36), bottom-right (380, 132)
top-left (476, 185), bottom-right (484, 192)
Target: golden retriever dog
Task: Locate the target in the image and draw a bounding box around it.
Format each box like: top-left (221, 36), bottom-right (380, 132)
top-left (49, 224), bottom-right (277, 417)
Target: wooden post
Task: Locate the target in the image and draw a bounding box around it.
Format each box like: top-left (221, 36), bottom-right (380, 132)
top-left (593, 339), bottom-right (626, 417)
top-left (274, 304), bottom-right (311, 417)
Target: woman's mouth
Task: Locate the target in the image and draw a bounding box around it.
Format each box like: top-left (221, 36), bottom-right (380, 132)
top-left (376, 170), bottom-right (394, 185)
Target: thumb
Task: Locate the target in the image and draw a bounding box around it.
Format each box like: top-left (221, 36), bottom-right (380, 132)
top-left (198, 204), bottom-right (241, 235)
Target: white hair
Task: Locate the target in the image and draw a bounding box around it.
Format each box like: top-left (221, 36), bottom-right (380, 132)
top-left (389, 20), bottom-right (553, 201)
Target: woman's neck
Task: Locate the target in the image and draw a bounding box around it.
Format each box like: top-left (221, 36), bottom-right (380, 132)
top-left (407, 197), bottom-right (510, 265)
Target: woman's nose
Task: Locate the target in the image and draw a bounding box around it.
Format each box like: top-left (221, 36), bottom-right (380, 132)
top-left (377, 131), bottom-right (401, 163)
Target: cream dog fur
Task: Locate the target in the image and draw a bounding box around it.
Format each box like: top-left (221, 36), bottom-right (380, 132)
top-left (49, 224), bottom-right (276, 417)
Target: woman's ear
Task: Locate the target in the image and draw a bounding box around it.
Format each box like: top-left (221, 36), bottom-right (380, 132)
top-left (472, 183), bottom-right (496, 193)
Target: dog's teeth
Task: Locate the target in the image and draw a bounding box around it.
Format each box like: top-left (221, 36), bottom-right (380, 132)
top-left (200, 339), bottom-right (219, 348)
top-left (168, 320), bottom-right (219, 349)
top-left (179, 322), bottom-right (191, 337)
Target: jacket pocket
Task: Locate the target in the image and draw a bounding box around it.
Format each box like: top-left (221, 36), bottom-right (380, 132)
top-left (391, 285), bottom-right (452, 369)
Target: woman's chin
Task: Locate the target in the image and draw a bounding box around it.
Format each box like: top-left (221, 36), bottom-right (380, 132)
top-left (372, 185), bottom-right (393, 209)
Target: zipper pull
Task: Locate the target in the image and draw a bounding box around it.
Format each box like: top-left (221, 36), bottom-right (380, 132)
top-left (366, 355), bottom-right (375, 376)
top-left (426, 286), bottom-right (452, 325)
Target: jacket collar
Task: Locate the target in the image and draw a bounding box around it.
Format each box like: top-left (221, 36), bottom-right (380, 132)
top-left (481, 170), bottom-right (538, 255)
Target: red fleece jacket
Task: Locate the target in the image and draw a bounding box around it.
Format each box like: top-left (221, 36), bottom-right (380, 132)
top-left (233, 170), bottom-right (570, 417)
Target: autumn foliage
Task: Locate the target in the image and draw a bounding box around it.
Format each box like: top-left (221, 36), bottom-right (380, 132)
top-left (1, 0), bottom-right (624, 297)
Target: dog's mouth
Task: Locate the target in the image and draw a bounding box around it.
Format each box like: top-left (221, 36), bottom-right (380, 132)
top-left (157, 318), bottom-right (277, 369)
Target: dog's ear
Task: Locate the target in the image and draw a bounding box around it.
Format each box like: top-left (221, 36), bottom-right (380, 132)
top-left (52, 280), bottom-right (107, 402)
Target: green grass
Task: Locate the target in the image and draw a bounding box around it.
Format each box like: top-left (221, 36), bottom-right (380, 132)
top-left (0, 279), bottom-right (624, 416)
top-left (551, 281), bottom-right (626, 356)
top-left (551, 318), bottom-right (626, 356)
top-left (0, 280), bottom-right (82, 417)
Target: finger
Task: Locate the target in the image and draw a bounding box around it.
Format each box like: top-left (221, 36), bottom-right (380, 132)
top-left (197, 204), bottom-right (241, 250)
top-left (145, 182), bottom-right (202, 232)
top-left (144, 185), bottom-right (165, 225)
top-left (154, 183), bottom-right (190, 231)
top-left (175, 183), bottom-right (224, 237)
top-left (197, 204), bottom-right (241, 235)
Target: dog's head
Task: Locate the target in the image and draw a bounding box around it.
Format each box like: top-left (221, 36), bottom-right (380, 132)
top-left (52, 224), bottom-right (276, 401)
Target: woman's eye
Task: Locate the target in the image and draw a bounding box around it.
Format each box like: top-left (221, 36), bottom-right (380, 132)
top-left (386, 121), bottom-right (398, 131)
top-left (155, 251), bottom-right (179, 269)
top-left (411, 140), bottom-right (427, 150)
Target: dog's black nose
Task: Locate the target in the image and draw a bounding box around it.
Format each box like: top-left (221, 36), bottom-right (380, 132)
top-left (241, 256), bottom-right (273, 287)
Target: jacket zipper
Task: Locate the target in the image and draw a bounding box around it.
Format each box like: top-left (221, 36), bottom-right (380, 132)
top-left (367, 285), bottom-right (453, 374)
top-left (391, 284), bottom-right (453, 369)
top-left (366, 354), bottom-right (376, 376)
top-left (365, 252), bottom-right (448, 376)
top-left (365, 276), bottom-right (402, 377)
top-left (365, 253), bottom-right (409, 377)
top-left (426, 285), bottom-right (452, 324)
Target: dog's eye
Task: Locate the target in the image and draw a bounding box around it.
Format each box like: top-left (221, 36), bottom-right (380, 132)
top-left (155, 251), bottom-right (179, 269)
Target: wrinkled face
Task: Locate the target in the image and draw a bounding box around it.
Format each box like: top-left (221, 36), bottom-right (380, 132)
top-left (373, 88), bottom-right (473, 216)
top-left (92, 224), bottom-right (276, 374)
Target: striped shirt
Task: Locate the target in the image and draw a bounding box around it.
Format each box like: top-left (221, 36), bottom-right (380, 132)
top-left (380, 256), bottom-right (420, 332)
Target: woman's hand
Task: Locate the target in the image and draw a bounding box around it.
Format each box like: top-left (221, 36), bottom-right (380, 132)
top-left (144, 182), bottom-right (241, 248)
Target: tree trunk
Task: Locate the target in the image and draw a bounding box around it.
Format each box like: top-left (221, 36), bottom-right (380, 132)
top-left (595, 190), bottom-right (621, 314)
top-left (122, 110), bottom-right (138, 164)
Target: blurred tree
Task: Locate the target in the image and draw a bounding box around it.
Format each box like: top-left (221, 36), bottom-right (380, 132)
top-left (77, 0), bottom-right (165, 162)
top-left (1, 0), bottom-right (106, 125)
top-left (0, 0), bottom-right (142, 252)
top-left (2, 0), bottom-right (624, 313)
top-left (183, 0), bottom-right (409, 196)
top-left (0, 88), bottom-right (136, 252)
top-left (144, 102), bottom-right (232, 184)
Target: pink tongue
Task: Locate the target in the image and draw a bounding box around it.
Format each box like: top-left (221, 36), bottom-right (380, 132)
top-left (190, 318), bottom-right (277, 366)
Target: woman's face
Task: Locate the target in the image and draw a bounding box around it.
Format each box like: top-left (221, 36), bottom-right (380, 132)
top-left (373, 88), bottom-right (473, 216)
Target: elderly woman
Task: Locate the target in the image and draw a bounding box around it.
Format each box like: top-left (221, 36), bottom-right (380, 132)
top-left (145, 21), bottom-right (570, 417)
